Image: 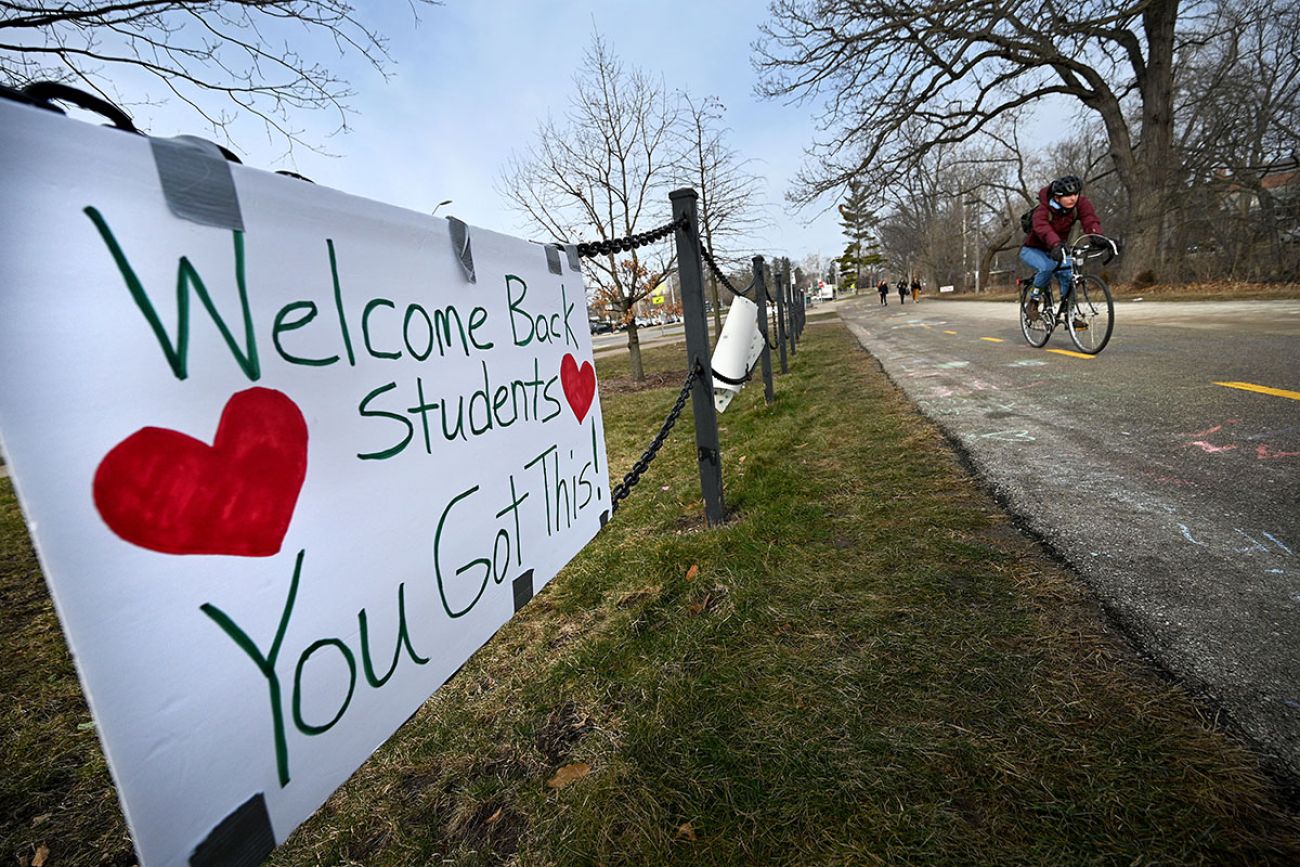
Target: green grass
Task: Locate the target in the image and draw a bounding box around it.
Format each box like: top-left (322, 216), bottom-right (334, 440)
top-left (3, 322), bottom-right (1299, 865)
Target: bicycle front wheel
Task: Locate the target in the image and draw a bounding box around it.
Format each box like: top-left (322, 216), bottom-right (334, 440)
top-left (1066, 275), bottom-right (1114, 354)
top-left (1019, 285), bottom-right (1052, 348)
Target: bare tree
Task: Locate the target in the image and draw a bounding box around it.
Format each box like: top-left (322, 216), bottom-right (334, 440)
top-left (675, 92), bottom-right (768, 341)
top-left (957, 122), bottom-right (1042, 291)
top-left (0, 1), bottom-right (437, 154)
top-left (1173, 0), bottom-right (1300, 278)
top-left (499, 33), bottom-right (681, 381)
top-left (875, 135), bottom-right (950, 289)
top-left (755, 0), bottom-right (1216, 280)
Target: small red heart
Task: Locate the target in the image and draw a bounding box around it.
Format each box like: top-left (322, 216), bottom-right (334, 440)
top-left (559, 353), bottom-right (597, 423)
top-left (93, 388), bottom-right (308, 557)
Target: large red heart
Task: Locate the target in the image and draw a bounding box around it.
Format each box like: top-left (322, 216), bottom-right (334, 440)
top-left (559, 353), bottom-right (596, 423)
top-left (93, 388), bottom-right (308, 557)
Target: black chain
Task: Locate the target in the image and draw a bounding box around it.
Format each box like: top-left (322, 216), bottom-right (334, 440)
top-left (763, 312), bottom-right (778, 350)
top-left (575, 215), bottom-right (687, 259)
top-left (4, 82), bottom-right (139, 133)
top-left (697, 239), bottom-right (743, 298)
top-left (610, 363), bottom-right (700, 513)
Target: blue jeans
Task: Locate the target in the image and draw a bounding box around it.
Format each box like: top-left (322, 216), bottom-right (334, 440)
top-left (1019, 246), bottom-right (1072, 300)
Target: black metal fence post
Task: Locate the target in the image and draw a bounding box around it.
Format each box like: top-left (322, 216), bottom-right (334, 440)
top-left (775, 259), bottom-right (789, 374)
top-left (669, 188), bottom-right (726, 525)
top-left (754, 256), bottom-right (774, 405)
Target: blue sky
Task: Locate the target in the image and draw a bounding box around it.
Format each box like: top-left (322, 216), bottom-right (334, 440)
top-left (118, 1), bottom-right (845, 263)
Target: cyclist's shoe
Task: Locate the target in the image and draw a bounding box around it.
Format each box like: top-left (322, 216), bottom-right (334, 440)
top-left (1072, 316), bottom-right (1088, 330)
top-left (1025, 298), bottom-right (1041, 321)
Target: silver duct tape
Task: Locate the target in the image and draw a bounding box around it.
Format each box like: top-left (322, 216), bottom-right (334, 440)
top-left (149, 135), bottom-right (244, 231)
top-left (445, 216), bottom-right (476, 283)
top-left (564, 244), bottom-right (581, 272)
top-left (544, 244), bottom-right (563, 275)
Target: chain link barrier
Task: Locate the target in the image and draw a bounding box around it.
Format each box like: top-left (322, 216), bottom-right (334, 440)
top-left (574, 215), bottom-right (687, 259)
top-left (564, 208), bottom-right (725, 518)
top-left (610, 362), bottom-right (700, 514)
top-left (697, 239), bottom-right (744, 298)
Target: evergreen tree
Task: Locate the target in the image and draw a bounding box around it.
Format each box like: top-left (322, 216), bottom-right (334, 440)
top-left (838, 180), bottom-right (884, 289)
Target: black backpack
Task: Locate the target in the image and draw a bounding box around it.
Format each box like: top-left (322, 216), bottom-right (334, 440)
top-left (1019, 205), bottom-right (1038, 234)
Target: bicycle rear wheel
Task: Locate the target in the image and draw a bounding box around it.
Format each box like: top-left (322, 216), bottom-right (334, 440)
top-left (1066, 275), bottom-right (1114, 354)
top-left (1019, 285), bottom-right (1052, 347)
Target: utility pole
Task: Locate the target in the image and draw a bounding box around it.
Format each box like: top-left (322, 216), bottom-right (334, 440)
top-left (960, 197), bottom-right (968, 292)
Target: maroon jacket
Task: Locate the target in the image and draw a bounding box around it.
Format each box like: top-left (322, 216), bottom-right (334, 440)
top-left (1023, 185), bottom-right (1102, 250)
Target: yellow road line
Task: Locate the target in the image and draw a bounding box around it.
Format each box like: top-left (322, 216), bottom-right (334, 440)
top-left (1046, 349), bottom-right (1096, 359)
top-left (943, 330), bottom-right (958, 335)
top-left (1214, 381), bottom-right (1300, 402)
top-left (980, 337), bottom-right (1004, 343)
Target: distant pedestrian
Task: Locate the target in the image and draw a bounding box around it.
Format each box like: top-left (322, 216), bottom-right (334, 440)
top-left (898, 281), bottom-right (907, 304)
top-left (877, 280), bottom-right (888, 305)
top-left (910, 279), bottom-right (921, 303)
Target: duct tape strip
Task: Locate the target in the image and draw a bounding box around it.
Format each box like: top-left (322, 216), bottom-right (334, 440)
top-left (564, 244), bottom-right (582, 272)
top-left (445, 216), bottom-right (476, 283)
top-left (189, 793), bottom-right (274, 867)
top-left (149, 135), bottom-right (244, 231)
top-left (544, 245), bottom-right (563, 275)
top-left (512, 569), bottom-right (535, 612)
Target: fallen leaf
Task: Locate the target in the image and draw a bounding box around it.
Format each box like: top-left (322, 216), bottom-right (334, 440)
top-left (486, 808), bottom-right (503, 825)
top-left (688, 594), bottom-right (712, 615)
top-left (31, 815), bottom-right (51, 826)
top-left (738, 455), bottom-right (747, 463)
top-left (677, 822), bottom-right (697, 841)
top-left (32, 845), bottom-right (49, 867)
top-left (685, 564), bottom-right (699, 582)
top-left (546, 763), bottom-right (590, 789)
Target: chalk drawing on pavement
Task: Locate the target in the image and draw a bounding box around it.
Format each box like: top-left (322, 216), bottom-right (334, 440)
top-left (977, 429), bottom-right (1037, 443)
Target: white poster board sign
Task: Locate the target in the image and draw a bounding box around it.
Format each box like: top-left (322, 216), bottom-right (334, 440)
top-left (939, 284), bottom-right (955, 293)
top-left (0, 100), bottom-right (609, 867)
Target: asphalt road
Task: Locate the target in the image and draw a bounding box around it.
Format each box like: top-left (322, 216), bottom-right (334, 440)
top-left (592, 323), bottom-right (687, 357)
top-left (837, 296), bottom-right (1300, 785)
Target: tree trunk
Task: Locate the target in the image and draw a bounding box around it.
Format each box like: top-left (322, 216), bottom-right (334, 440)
top-left (708, 274), bottom-right (722, 345)
top-left (1129, 0), bottom-right (1180, 281)
top-left (625, 320), bottom-right (644, 381)
top-left (703, 220), bottom-right (723, 345)
top-left (978, 235), bottom-right (1007, 293)
top-left (1124, 192), bottom-right (1165, 282)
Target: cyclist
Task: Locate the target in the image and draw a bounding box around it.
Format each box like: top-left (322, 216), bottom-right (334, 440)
top-left (1020, 175), bottom-right (1102, 323)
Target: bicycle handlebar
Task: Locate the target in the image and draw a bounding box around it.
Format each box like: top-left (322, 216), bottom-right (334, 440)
top-left (1071, 234), bottom-right (1119, 266)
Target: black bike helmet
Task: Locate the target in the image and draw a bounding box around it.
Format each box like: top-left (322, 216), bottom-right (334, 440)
top-left (1050, 175), bottom-right (1083, 197)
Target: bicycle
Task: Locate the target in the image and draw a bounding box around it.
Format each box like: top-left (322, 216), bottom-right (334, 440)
top-left (1018, 234), bottom-right (1119, 354)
